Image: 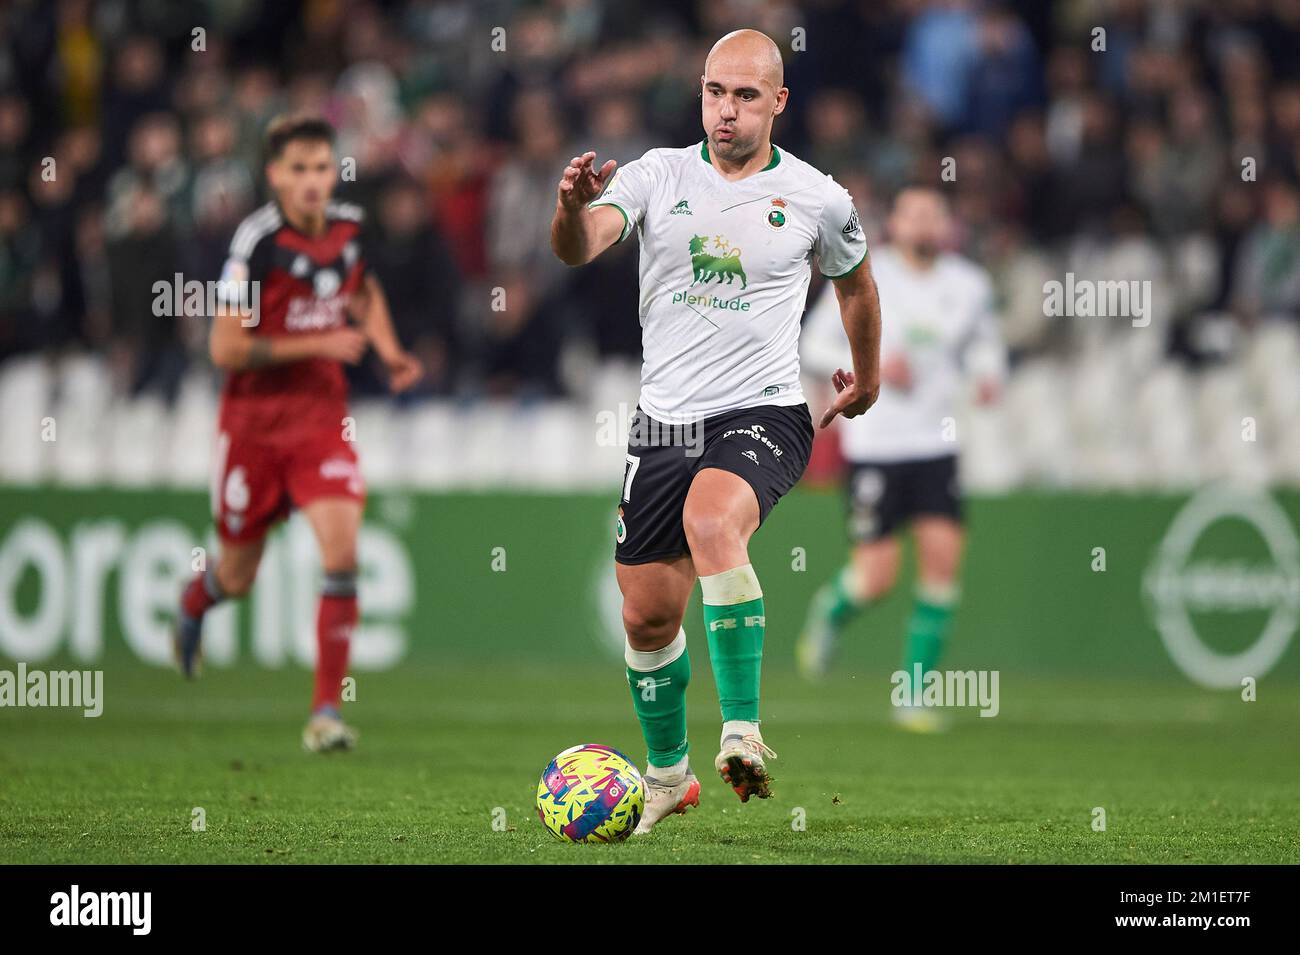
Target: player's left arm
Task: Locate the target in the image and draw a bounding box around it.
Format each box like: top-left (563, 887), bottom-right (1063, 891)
top-left (819, 261), bottom-right (882, 429)
top-left (814, 181), bottom-right (881, 429)
top-left (350, 272), bottom-right (424, 393)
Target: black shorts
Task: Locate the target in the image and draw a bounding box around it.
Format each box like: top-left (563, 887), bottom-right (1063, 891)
top-left (846, 454), bottom-right (963, 542)
top-left (615, 403), bottom-right (815, 564)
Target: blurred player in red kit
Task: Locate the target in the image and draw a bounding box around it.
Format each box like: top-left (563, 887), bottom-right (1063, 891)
top-left (172, 116), bottom-right (423, 752)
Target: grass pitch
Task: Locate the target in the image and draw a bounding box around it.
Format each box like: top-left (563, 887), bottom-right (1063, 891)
top-left (1, 661), bottom-right (1296, 864)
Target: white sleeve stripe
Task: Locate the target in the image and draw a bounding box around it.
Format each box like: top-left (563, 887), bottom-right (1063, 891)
top-left (229, 205), bottom-right (282, 260)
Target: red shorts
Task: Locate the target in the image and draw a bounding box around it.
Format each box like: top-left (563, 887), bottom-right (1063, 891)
top-left (211, 426), bottom-right (366, 544)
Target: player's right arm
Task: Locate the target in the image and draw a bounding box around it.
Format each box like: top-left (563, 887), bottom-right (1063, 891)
top-left (209, 217), bottom-right (366, 371)
top-left (209, 307), bottom-right (366, 371)
top-left (550, 151), bottom-right (626, 266)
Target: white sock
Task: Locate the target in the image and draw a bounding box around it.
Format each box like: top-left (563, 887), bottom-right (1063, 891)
top-left (646, 754), bottom-right (689, 782)
top-left (721, 720), bottom-right (760, 746)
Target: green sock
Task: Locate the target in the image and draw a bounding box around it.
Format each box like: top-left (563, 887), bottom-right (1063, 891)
top-left (817, 564), bottom-right (866, 628)
top-left (902, 585), bottom-right (958, 677)
top-left (626, 628), bottom-right (691, 767)
top-left (701, 564), bottom-right (765, 722)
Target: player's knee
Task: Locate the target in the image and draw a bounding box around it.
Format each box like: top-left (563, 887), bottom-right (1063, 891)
top-left (216, 562), bottom-right (257, 598)
top-left (682, 507), bottom-right (742, 560)
top-left (854, 542), bottom-right (900, 599)
top-left (622, 602), bottom-right (680, 649)
top-left (918, 549), bottom-right (960, 585)
top-left (863, 565), bottom-right (898, 600)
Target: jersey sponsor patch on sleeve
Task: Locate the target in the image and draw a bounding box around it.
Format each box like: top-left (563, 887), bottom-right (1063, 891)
top-left (842, 207), bottom-right (861, 235)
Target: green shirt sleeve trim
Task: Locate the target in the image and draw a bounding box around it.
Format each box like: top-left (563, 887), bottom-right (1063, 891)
top-left (588, 199), bottom-right (632, 243)
top-left (821, 245), bottom-right (868, 279)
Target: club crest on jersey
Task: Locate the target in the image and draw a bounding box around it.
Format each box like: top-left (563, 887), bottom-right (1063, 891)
top-left (688, 234), bottom-right (747, 289)
top-left (764, 197), bottom-right (789, 231)
top-left (313, 269), bottom-right (341, 298)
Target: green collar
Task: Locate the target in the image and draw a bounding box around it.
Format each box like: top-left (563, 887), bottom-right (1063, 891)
top-left (699, 139), bottom-right (781, 171)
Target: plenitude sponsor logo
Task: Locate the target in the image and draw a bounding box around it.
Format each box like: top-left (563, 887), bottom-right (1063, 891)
top-left (49, 885), bottom-right (151, 935)
top-left (0, 515), bottom-right (413, 670)
top-left (670, 290), bottom-right (751, 310)
top-left (1144, 484), bottom-right (1300, 687)
top-left (0, 662), bottom-right (102, 717)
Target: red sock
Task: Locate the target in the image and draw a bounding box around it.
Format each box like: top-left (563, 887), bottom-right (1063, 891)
top-left (313, 593), bottom-right (356, 711)
top-left (180, 571), bottom-right (221, 621)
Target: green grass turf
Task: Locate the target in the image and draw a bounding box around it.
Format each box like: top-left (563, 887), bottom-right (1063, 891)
top-left (1, 662), bottom-right (1297, 864)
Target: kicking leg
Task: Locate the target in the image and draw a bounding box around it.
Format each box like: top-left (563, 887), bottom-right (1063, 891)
top-left (301, 496), bottom-right (362, 752)
top-left (174, 538), bottom-right (264, 678)
top-left (796, 535), bottom-right (901, 679)
top-left (682, 467), bottom-right (776, 802)
top-left (619, 556), bottom-right (702, 834)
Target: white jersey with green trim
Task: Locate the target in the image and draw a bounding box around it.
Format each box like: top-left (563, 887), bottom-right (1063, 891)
top-left (801, 245), bottom-right (1007, 463)
top-left (589, 140), bottom-right (866, 424)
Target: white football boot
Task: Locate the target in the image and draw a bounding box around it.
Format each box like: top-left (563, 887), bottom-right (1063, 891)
top-left (890, 704), bottom-right (949, 734)
top-left (633, 769), bottom-right (701, 835)
top-left (302, 708), bottom-right (358, 753)
top-left (715, 730), bottom-right (777, 802)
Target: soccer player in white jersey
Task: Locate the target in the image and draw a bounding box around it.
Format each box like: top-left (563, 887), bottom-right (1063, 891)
top-left (550, 29), bottom-right (883, 833)
top-left (796, 186), bottom-right (1005, 731)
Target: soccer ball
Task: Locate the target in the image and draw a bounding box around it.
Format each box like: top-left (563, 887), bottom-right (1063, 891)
top-left (536, 743), bottom-right (645, 843)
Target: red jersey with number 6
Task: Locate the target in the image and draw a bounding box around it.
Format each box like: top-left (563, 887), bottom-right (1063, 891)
top-left (215, 200), bottom-right (370, 444)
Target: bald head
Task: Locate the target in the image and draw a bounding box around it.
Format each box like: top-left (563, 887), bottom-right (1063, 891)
top-left (705, 29), bottom-right (784, 91)
top-left (700, 30), bottom-right (788, 168)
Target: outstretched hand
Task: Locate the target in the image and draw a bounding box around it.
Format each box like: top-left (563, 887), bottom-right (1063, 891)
top-left (818, 367), bottom-right (880, 429)
top-left (384, 350), bottom-right (424, 393)
top-left (557, 151), bottom-right (618, 209)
